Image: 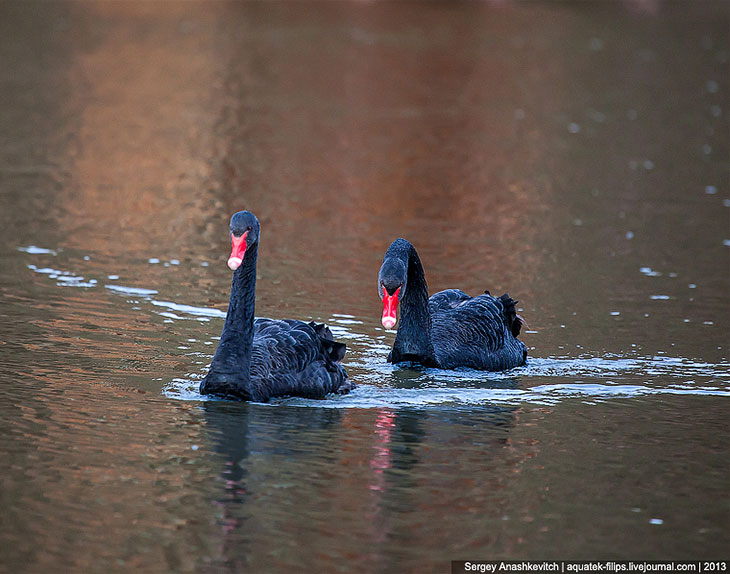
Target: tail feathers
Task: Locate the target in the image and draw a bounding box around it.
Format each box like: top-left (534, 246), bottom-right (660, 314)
top-left (497, 293), bottom-right (525, 337)
top-left (322, 339), bottom-right (347, 363)
top-left (311, 322), bottom-right (333, 340)
top-left (310, 322), bottom-right (347, 363)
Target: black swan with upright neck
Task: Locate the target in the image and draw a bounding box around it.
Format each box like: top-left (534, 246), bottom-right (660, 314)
top-left (200, 211), bottom-right (353, 401)
top-left (378, 238), bottom-right (527, 371)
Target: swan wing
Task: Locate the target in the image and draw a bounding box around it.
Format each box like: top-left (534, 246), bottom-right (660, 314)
top-left (249, 318), bottom-right (351, 399)
top-left (428, 289), bottom-right (472, 313)
top-left (431, 293), bottom-right (526, 370)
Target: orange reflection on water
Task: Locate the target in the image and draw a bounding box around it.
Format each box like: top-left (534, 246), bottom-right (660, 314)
top-left (58, 2), bottom-right (227, 257)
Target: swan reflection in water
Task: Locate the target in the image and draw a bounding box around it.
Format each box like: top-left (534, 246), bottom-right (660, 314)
top-left (200, 400), bottom-right (522, 570)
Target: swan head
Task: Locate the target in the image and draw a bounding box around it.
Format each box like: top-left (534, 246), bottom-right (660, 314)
top-left (227, 211), bottom-right (260, 271)
top-left (378, 257), bottom-right (406, 330)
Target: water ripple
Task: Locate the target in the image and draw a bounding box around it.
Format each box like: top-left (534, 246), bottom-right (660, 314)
top-left (150, 300), bottom-right (225, 319)
top-left (21, 248), bottom-right (730, 409)
top-left (163, 354), bottom-right (730, 408)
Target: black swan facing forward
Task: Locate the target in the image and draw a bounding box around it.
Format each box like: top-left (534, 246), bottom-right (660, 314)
top-left (200, 211), bottom-right (353, 401)
top-left (378, 238), bottom-right (527, 371)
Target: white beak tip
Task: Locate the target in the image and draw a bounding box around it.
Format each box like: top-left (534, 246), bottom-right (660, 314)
top-left (227, 257), bottom-right (242, 271)
top-left (381, 317), bottom-right (397, 330)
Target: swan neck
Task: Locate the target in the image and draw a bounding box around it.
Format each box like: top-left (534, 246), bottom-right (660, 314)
top-left (215, 242), bottom-right (258, 382)
top-left (394, 242), bottom-right (436, 362)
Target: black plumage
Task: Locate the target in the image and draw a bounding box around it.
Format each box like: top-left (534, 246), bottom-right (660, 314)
top-left (378, 238), bottom-right (527, 370)
top-left (200, 211), bottom-right (352, 401)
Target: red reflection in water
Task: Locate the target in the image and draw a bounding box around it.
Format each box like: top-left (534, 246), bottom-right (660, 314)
top-left (369, 409), bottom-right (396, 491)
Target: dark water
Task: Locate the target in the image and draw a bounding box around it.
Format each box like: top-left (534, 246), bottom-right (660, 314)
top-left (1, 1), bottom-right (728, 572)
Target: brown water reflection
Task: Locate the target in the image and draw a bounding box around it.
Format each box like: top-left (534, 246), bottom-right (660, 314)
top-left (0, 1), bottom-right (728, 572)
top-left (209, 2), bottom-right (555, 307)
top-left (55, 2), bottom-right (225, 259)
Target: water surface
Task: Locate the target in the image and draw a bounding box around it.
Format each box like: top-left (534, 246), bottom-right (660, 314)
top-left (0, 2), bottom-right (728, 572)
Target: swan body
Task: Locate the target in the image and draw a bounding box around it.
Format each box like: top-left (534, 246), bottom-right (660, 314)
top-left (378, 238), bottom-right (527, 371)
top-left (200, 211), bottom-right (352, 401)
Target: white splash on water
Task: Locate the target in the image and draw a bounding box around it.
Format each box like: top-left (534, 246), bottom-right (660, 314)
top-left (27, 265), bottom-right (96, 287)
top-left (19, 245), bottom-right (57, 255)
top-left (150, 300), bottom-right (226, 318)
top-left (105, 284), bottom-right (159, 296)
top-left (163, 354), bottom-right (730, 407)
top-left (640, 267), bottom-right (662, 277)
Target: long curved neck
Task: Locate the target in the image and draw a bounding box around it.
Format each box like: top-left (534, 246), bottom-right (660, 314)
top-left (209, 242), bottom-right (258, 383)
top-left (392, 242), bottom-right (436, 364)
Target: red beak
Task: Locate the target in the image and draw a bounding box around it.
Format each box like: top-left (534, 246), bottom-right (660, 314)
top-left (227, 231), bottom-right (248, 270)
top-left (381, 286), bottom-right (401, 329)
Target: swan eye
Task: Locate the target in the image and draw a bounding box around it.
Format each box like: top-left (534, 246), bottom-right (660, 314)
top-left (246, 225), bottom-right (253, 231)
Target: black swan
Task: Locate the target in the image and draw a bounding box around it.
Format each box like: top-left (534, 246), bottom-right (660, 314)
top-left (200, 211), bottom-right (353, 401)
top-left (377, 238), bottom-right (527, 370)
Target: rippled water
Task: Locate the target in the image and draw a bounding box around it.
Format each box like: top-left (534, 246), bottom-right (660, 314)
top-left (1, 1), bottom-right (728, 572)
